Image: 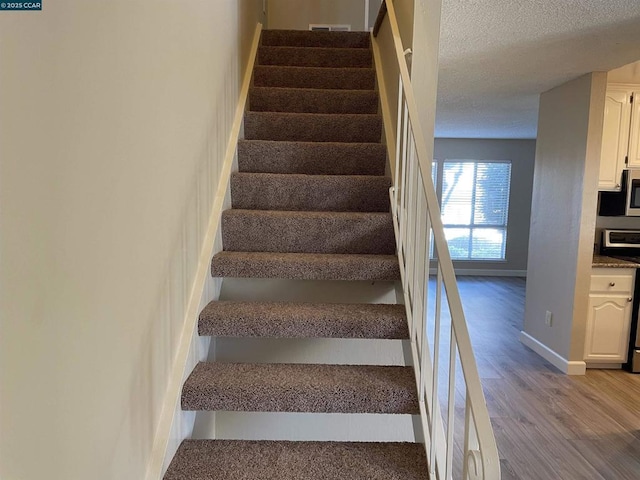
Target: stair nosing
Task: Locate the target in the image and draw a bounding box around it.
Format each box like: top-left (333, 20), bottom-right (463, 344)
top-left (259, 45), bottom-right (372, 52)
top-left (182, 362), bottom-right (419, 414)
top-left (198, 300), bottom-right (409, 339)
top-left (237, 139), bottom-right (386, 147)
top-left (254, 64), bottom-right (375, 72)
top-left (213, 251), bottom-right (399, 259)
top-left (250, 86), bottom-right (377, 94)
top-left (222, 208), bottom-right (392, 217)
top-left (211, 251), bottom-right (400, 281)
top-left (245, 111), bottom-right (381, 118)
top-left (164, 439), bottom-right (429, 480)
top-left (232, 171), bottom-right (390, 179)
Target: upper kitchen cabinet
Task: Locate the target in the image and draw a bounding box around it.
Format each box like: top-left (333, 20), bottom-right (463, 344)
top-left (628, 88), bottom-right (640, 167)
top-left (599, 86), bottom-right (633, 191)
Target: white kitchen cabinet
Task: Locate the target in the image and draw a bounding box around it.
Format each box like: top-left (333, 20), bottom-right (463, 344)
top-left (598, 88), bottom-right (632, 191)
top-left (628, 90), bottom-right (640, 167)
top-left (585, 268), bottom-right (634, 364)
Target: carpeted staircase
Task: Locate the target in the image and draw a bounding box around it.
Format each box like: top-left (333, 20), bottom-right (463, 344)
top-left (164, 29), bottom-right (428, 480)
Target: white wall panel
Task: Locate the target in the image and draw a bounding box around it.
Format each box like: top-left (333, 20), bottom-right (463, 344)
top-left (0, 1), bottom-right (262, 478)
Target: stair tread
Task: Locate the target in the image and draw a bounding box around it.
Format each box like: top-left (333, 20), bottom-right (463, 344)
top-left (251, 86), bottom-right (375, 93)
top-left (249, 86), bottom-right (378, 114)
top-left (237, 140), bottom-right (386, 175)
top-left (258, 46), bottom-right (372, 68)
top-left (221, 209), bottom-right (395, 254)
top-left (247, 111), bottom-right (380, 119)
top-left (182, 362), bottom-right (419, 413)
top-left (223, 209), bottom-right (391, 217)
top-left (259, 46), bottom-right (371, 54)
top-left (262, 29), bottom-right (371, 48)
top-left (211, 251), bottom-right (400, 281)
top-left (231, 172), bottom-right (391, 211)
top-left (199, 301), bottom-right (408, 339)
top-left (253, 65), bottom-right (375, 90)
top-left (164, 440), bottom-right (428, 480)
top-left (244, 112), bottom-right (381, 143)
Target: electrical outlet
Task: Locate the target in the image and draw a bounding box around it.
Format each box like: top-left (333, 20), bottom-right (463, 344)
top-left (545, 310), bottom-right (553, 327)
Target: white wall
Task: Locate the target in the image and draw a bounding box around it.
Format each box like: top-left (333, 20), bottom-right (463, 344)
top-left (268, 0), bottom-right (370, 31)
top-left (0, 1), bottom-right (262, 479)
top-left (368, 0), bottom-right (384, 30)
top-left (433, 139), bottom-right (536, 274)
top-left (410, 0), bottom-right (441, 161)
top-left (522, 73), bottom-right (606, 372)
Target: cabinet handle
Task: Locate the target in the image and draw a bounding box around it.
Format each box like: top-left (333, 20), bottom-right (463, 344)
top-left (609, 282), bottom-right (616, 286)
top-left (616, 184), bottom-right (621, 189)
top-left (629, 297), bottom-right (633, 302)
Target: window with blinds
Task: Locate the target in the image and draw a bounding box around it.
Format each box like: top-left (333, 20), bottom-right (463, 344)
top-left (431, 160), bottom-right (511, 260)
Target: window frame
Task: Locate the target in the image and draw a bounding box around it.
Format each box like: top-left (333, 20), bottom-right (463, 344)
top-left (431, 159), bottom-right (512, 261)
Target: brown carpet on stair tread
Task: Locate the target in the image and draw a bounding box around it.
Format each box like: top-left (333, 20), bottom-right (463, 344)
top-left (231, 172), bottom-right (391, 211)
top-left (253, 65), bottom-right (376, 90)
top-left (211, 251), bottom-right (400, 281)
top-left (249, 87), bottom-right (378, 114)
top-left (258, 46), bottom-right (372, 68)
top-left (261, 29), bottom-right (371, 49)
top-left (221, 210), bottom-right (395, 255)
top-left (164, 440), bottom-right (429, 480)
top-left (244, 112), bottom-right (382, 143)
top-left (182, 362), bottom-right (419, 414)
top-left (198, 301), bottom-right (409, 339)
top-left (237, 140), bottom-right (386, 175)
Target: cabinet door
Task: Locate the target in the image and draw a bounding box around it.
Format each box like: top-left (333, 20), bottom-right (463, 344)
top-left (599, 90), bottom-right (632, 190)
top-left (584, 294), bottom-right (632, 362)
top-left (628, 91), bottom-right (640, 167)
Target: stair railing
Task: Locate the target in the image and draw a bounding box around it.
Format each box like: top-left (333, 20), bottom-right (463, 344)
top-left (371, 2), bottom-right (500, 479)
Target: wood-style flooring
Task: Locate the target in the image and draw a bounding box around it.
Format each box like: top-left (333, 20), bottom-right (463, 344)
top-left (456, 276), bottom-right (640, 480)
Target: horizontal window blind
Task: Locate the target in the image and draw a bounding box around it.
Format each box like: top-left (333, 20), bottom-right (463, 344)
top-left (432, 160), bottom-right (511, 261)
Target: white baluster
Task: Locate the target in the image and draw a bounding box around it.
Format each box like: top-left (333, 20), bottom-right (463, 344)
top-left (446, 329), bottom-right (457, 478)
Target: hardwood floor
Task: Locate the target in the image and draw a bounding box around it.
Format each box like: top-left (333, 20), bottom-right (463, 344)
top-left (455, 276), bottom-right (640, 480)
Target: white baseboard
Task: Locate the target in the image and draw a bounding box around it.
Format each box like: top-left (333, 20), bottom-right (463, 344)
top-left (454, 269), bottom-right (527, 277)
top-left (428, 268), bottom-right (526, 277)
top-left (519, 331), bottom-right (586, 375)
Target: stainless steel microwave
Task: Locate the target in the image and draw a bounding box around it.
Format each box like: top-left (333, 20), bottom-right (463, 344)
top-left (599, 169), bottom-right (640, 216)
top-left (627, 169), bottom-right (640, 216)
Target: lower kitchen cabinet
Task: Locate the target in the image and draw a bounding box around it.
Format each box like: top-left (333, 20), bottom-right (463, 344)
top-left (585, 268), bottom-right (634, 364)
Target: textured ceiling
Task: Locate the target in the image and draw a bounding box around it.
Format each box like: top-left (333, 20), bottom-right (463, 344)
top-left (436, 0), bottom-right (640, 139)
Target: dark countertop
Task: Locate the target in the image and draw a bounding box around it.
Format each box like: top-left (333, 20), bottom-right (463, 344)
top-left (592, 254), bottom-right (640, 268)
